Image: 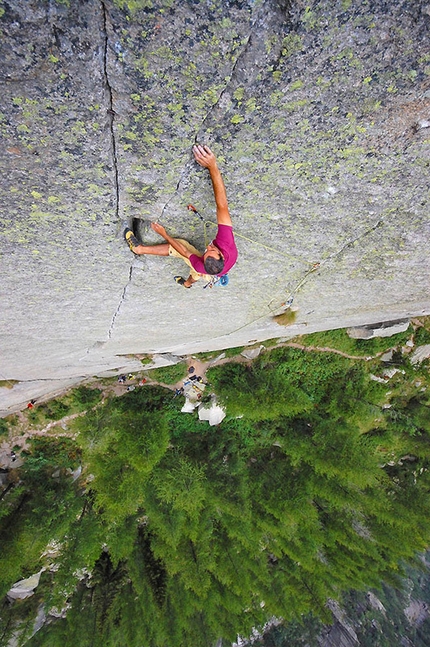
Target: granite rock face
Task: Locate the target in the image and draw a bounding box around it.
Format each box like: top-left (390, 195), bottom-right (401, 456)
top-left (1, 0), bottom-right (429, 413)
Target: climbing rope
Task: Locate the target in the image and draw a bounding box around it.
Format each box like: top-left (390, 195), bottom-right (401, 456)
top-left (179, 203), bottom-right (386, 338)
top-left (187, 204), bottom-right (318, 268)
top-left (187, 203), bottom-right (320, 309)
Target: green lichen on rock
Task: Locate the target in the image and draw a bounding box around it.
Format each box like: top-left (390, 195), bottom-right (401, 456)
top-left (0, 0), bottom-right (429, 402)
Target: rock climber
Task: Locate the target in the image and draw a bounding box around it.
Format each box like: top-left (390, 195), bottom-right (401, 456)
top-left (124, 144), bottom-right (238, 288)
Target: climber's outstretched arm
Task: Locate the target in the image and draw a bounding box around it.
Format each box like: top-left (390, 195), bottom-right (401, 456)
top-left (193, 144), bottom-right (232, 227)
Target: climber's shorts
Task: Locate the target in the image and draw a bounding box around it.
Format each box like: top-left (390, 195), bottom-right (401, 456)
top-left (168, 239), bottom-right (211, 282)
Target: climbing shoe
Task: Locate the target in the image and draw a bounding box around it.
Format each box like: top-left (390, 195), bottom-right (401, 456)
top-left (174, 276), bottom-right (191, 288)
top-left (124, 227), bottom-right (140, 252)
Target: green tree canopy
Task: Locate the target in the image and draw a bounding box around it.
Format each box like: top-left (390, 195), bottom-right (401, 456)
top-left (2, 341), bottom-right (430, 647)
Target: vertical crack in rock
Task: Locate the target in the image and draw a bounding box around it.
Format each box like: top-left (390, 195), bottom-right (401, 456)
top-left (108, 265), bottom-right (134, 339)
top-left (195, 32), bottom-right (252, 141)
top-left (162, 0), bottom-right (290, 217)
top-left (160, 157), bottom-right (196, 219)
top-left (195, 0), bottom-right (290, 141)
top-left (100, 2), bottom-right (134, 341)
top-left (101, 1), bottom-right (120, 221)
top-left (159, 25), bottom-right (250, 218)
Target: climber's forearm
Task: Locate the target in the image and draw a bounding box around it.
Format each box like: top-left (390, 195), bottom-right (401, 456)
top-left (164, 234), bottom-right (195, 259)
top-left (151, 222), bottom-right (198, 258)
top-left (208, 164), bottom-right (232, 226)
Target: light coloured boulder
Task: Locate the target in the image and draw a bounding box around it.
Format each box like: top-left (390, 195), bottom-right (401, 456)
top-left (208, 353), bottom-right (226, 366)
top-left (366, 592), bottom-right (386, 614)
top-left (347, 319), bottom-right (410, 340)
top-left (411, 345), bottom-right (430, 365)
top-left (149, 354), bottom-right (184, 368)
top-left (370, 375), bottom-right (387, 383)
top-left (198, 402), bottom-right (226, 426)
top-left (181, 400), bottom-right (197, 413)
top-left (7, 570), bottom-right (44, 600)
top-left (383, 368), bottom-right (400, 379)
top-left (241, 346), bottom-right (264, 360)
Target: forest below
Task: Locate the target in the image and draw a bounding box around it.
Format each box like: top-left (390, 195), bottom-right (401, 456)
top-left (1, 322), bottom-right (430, 646)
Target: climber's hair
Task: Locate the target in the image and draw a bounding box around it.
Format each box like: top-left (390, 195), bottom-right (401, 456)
top-left (204, 256), bottom-right (225, 275)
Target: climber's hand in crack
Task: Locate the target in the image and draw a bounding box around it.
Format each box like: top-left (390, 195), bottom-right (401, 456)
top-left (150, 222), bottom-right (193, 259)
top-left (193, 144), bottom-right (217, 170)
top-left (193, 144), bottom-right (231, 227)
top-left (150, 222), bottom-right (167, 238)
